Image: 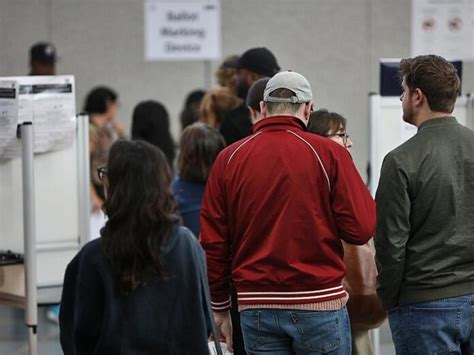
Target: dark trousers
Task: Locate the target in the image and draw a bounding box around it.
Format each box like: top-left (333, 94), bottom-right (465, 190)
top-left (231, 287), bottom-right (247, 355)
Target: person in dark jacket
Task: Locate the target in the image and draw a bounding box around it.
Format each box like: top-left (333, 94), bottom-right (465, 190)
top-left (219, 47), bottom-right (280, 145)
top-left (131, 100), bottom-right (176, 170)
top-left (59, 140), bottom-right (211, 355)
top-left (375, 55), bottom-right (474, 354)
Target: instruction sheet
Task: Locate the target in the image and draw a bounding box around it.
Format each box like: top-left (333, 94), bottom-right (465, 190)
top-left (0, 75), bottom-right (76, 154)
top-left (0, 80), bottom-right (19, 159)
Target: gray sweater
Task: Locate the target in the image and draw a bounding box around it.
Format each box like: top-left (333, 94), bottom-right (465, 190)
top-left (375, 116), bottom-right (474, 310)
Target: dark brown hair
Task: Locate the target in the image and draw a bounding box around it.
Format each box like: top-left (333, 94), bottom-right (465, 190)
top-left (246, 77), bottom-right (270, 112)
top-left (399, 55), bottom-right (460, 113)
top-left (178, 123), bottom-right (226, 184)
top-left (308, 109), bottom-right (347, 136)
top-left (101, 140), bottom-right (176, 295)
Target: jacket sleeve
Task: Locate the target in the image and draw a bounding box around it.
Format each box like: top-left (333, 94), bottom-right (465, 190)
top-left (374, 152), bottom-right (410, 310)
top-left (200, 155), bottom-right (232, 312)
top-left (330, 148), bottom-right (376, 245)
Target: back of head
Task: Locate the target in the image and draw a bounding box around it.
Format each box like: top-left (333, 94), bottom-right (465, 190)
top-left (178, 122), bottom-right (226, 184)
top-left (180, 89), bottom-right (206, 131)
top-left (30, 42), bottom-right (57, 75)
top-left (308, 109), bottom-right (347, 136)
top-left (199, 88), bottom-right (242, 128)
top-left (237, 47), bottom-right (280, 77)
top-left (84, 86), bottom-right (118, 114)
top-left (400, 54), bottom-right (460, 113)
top-left (263, 71), bottom-right (313, 116)
top-left (131, 100), bottom-right (175, 167)
top-left (246, 77), bottom-right (270, 113)
top-left (216, 55), bottom-right (239, 90)
top-left (102, 140), bottom-right (176, 294)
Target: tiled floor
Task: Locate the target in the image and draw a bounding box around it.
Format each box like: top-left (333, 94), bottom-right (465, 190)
top-left (0, 304), bottom-right (396, 355)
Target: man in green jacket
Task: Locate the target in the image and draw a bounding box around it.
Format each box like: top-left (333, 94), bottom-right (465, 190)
top-left (375, 54), bottom-right (474, 354)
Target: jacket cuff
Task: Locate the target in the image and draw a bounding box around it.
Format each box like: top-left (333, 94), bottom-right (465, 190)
top-left (211, 297), bottom-right (231, 312)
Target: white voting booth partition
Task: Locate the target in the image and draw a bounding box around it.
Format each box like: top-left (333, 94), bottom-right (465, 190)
top-left (0, 76), bottom-right (89, 355)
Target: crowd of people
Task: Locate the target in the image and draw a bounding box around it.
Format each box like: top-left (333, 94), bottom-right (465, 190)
top-left (28, 42), bottom-right (473, 354)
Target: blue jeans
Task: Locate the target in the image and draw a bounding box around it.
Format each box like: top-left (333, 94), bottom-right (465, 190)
top-left (240, 307), bottom-right (351, 355)
top-left (388, 294), bottom-right (474, 355)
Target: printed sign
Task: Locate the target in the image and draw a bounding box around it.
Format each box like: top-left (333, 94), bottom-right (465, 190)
top-left (411, 0), bottom-right (474, 61)
top-left (144, 0), bottom-right (221, 60)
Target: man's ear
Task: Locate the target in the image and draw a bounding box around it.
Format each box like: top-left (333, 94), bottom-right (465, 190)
top-left (303, 100), bottom-right (314, 120)
top-left (413, 88), bottom-right (424, 107)
top-left (260, 101), bottom-right (267, 117)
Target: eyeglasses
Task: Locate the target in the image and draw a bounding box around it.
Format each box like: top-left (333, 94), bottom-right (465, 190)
top-left (327, 132), bottom-right (350, 145)
top-left (97, 166), bottom-right (107, 181)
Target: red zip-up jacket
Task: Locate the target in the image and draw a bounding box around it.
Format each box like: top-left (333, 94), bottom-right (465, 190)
top-left (200, 116), bottom-right (376, 311)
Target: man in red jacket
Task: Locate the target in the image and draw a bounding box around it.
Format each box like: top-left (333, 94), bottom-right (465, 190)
top-left (200, 71), bottom-right (376, 355)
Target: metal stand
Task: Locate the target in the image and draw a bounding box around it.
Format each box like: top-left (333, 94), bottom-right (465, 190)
top-left (19, 122), bottom-right (38, 355)
top-left (77, 113), bottom-right (91, 246)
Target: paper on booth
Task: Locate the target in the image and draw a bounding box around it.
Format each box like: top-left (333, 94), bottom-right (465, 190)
top-left (0, 81), bottom-right (20, 159)
top-left (1, 75), bottom-right (76, 154)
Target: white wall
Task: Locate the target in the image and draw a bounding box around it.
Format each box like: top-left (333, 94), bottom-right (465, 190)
top-left (1, 0), bottom-right (473, 178)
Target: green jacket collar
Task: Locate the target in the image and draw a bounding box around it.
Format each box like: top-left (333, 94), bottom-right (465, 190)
top-left (418, 116), bottom-right (457, 132)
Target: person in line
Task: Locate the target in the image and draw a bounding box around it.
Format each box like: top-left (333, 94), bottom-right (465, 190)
top-left (131, 100), bottom-right (176, 170)
top-left (29, 42), bottom-right (57, 75)
top-left (375, 55), bottom-right (474, 354)
top-left (200, 71), bottom-right (376, 354)
top-left (59, 140), bottom-right (211, 355)
top-left (86, 86), bottom-right (125, 213)
top-left (308, 109), bottom-right (386, 355)
top-left (172, 123), bottom-right (226, 237)
top-left (219, 47), bottom-right (280, 145)
top-left (180, 89), bottom-right (206, 131)
top-left (245, 77), bottom-right (270, 123)
top-left (215, 55), bottom-right (240, 94)
top-left (199, 88), bottom-right (242, 129)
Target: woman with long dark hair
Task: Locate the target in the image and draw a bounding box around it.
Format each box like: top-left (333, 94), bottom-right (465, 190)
top-left (131, 100), bottom-right (176, 169)
top-left (59, 140), bottom-right (211, 355)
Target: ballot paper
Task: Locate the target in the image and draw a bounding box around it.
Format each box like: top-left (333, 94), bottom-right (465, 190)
top-left (0, 75), bottom-right (76, 154)
top-left (0, 81), bottom-right (20, 159)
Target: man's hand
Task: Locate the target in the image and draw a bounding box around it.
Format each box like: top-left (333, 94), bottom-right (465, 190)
top-left (213, 310), bottom-right (233, 353)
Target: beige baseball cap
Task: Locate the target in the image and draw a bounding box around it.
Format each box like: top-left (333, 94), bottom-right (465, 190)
top-left (263, 70), bottom-right (313, 104)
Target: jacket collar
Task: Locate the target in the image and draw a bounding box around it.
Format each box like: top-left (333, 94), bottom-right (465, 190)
top-left (252, 115), bottom-right (307, 133)
top-left (418, 116), bottom-right (457, 132)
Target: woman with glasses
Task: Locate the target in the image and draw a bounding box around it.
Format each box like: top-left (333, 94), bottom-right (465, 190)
top-left (308, 109), bottom-right (383, 355)
top-left (308, 109), bottom-right (352, 150)
top-left (59, 140), bottom-right (211, 355)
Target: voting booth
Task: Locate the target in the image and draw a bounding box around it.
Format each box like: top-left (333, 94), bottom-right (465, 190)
top-left (0, 76), bottom-right (89, 354)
